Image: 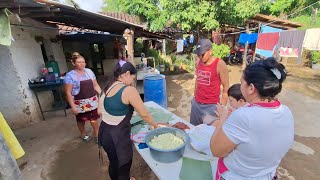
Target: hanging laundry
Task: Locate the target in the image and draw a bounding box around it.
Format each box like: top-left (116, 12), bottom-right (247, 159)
top-left (238, 33), bottom-right (258, 44)
top-left (256, 33), bottom-right (279, 50)
top-left (276, 30), bottom-right (306, 63)
top-left (260, 25), bottom-right (283, 33)
top-left (177, 39), bottom-right (184, 53)
top-left (189, 34), bottom-right (194, 44)
top-left (255, 32), bottom-right (279, 58)
top-left (279, 47), bottom-right (299, 57)
top-left (303, 28), bottom-right (320, 50)
top-left (255, 49), bottom-right (275, 58)
top-left (0, 8), bottom-right (12, 46)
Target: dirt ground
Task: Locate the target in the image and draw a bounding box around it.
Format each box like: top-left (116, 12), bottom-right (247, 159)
top-left (15, 65), bottom-right (320, 180)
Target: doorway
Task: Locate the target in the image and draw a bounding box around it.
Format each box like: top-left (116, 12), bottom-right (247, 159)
top-left (90, 43), bottom-right (105, 75)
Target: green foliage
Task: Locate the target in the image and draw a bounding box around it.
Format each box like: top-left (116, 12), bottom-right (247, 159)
top-left (171, 55), bottom-right (196, 72)
top-left (269, 0), bottom-right (295, 16)
top-left (291, 14), bottom-right (320, 29)
top-left (170, 54), bottom-right (177, 65)
top-left (212, 44), bottom-right (230, 59)
top-left (310, 51), bottom-right (320, 64)
top-left (134, 38), bottom-right (144, 55)
top-left (262, 0), bottom-right (320, 18)
top-left (103, 0), bottom-right (123, 12)
top-left (146, 49), bottom-right (164, 65)
top-left (103, 0), bottom-right (267, 31)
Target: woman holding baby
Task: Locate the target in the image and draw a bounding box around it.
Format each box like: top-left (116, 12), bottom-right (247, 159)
top-left (210, 57), bottom-right (294, 180)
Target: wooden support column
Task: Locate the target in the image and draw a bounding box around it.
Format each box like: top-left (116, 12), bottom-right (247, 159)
top-left (242, 24), bottom-right (249, 70)
top-left (162, 39), bottom-right (166, 55)
top-left (123, 29), bottom-right (135, 66)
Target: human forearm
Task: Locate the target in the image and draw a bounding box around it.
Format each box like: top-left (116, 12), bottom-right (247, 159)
top-left (141, 112), bottom-right (158, 128)
top-left (66, 93), bottom-right (76, 108)
top-left (94, 85), bottom-right (102, 95)
top-left (221, 91), bottom-right (228, 106)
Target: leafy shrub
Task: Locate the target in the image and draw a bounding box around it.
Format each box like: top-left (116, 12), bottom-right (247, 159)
top-left (212, 44), bottom-right (230, 59)
top-left (310, 51), bottom-right (320, 64)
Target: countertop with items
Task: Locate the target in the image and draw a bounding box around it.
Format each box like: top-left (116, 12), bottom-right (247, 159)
top-left (131, 101), bottom-right (218, 180)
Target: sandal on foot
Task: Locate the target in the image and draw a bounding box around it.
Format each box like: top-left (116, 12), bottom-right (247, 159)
top-left (82, 135), bottom-right (90, 142)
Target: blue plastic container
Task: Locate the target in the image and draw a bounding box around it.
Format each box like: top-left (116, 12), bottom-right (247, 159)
top-left (144, 74), bottom-right (167, 108)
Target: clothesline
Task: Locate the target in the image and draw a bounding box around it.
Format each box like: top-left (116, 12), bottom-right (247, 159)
top-left (218, 0), bottom-right (320, 36)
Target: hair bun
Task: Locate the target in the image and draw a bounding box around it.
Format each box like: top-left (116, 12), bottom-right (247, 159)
top-left (262, 57), bottom-right (286, 82)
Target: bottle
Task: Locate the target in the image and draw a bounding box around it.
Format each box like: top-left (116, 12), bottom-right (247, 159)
top-left (46, 56), bottom-right (61, 77)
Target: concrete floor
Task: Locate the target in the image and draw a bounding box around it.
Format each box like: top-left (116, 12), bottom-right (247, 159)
top-left (15, 65), bottom-right (320, 180)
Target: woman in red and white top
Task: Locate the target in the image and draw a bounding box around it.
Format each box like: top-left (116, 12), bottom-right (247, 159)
top-left (211, 57), bottom-right (294, 180)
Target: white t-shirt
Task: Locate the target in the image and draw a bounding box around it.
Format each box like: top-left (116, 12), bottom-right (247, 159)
top-left (222, 104), bottom-right (294, 180)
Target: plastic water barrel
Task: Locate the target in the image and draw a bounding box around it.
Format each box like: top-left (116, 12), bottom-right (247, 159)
top-left (144, 74), bottom-right (167, 108)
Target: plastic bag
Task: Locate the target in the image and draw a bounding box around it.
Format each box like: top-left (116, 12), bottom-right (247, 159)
top-left (186, 124), bottom-right (215, 157)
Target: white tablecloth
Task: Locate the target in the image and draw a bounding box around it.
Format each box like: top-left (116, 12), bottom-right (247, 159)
top-left (133, 101), bottom-right (218, 180)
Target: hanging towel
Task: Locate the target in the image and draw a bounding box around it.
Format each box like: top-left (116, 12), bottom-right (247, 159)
top-left (303, 28), bottom-right (320, 50)
top-left (238, 33), bottom-right (258, 44)
top-left (255, 49), bottom-right (275, 58)
top-left (0, 8), bottom-right (12, 46)
top-left (177, 39), bottom-right (184, 53)
top-left (276, 30), bottom-right (306, 63)
top-left (260, 25), bottom-right (283, 33)
top-left (179, 157), bottom-right (213, 180)
top-left (256, 33), bottom-right (280, 51)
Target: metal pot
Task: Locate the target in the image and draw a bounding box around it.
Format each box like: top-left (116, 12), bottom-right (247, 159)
top-left (145, 127), bottom-right (189, 163)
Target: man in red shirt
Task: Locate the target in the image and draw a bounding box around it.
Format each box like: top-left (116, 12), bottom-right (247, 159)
top-left (191, 39), bottom-right (229, 125)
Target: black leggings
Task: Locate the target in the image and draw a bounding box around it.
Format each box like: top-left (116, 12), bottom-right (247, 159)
top-left (99, 123), bottom-right (132, 180)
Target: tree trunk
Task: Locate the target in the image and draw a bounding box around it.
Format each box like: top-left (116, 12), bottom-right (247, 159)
top-left (197, 25), bottom-right (200, 41)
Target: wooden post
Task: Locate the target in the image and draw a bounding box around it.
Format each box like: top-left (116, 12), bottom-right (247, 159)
top-left (252, 23), bottom-right (261, 62)
top-left (242, 24), bottom-right (249, 70)
top-left (123, 29), bottom-right (135, 66)
top-left (162, 39), bottom-right (166, 55)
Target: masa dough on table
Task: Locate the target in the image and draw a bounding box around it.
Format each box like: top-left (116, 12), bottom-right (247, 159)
top-left (133, 101), bottom-right (218, 180)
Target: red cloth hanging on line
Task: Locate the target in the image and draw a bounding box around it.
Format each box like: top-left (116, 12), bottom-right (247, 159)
top-left (256, 32), bottom-right (279, 51)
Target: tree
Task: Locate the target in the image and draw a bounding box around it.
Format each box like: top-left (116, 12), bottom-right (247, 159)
top-left (103, 0), bottom-right (269, 32)
top-left (103, 0), bottom-right (123, 12)
top-left (263, 0), bottom-right (320, 18)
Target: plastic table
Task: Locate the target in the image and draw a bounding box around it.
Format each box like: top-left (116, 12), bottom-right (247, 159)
top-left (133, 101), bottom-right (218, 180)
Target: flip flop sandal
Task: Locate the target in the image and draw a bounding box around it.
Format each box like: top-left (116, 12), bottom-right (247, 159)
top-left (82, 135), bottom-right (90, 142)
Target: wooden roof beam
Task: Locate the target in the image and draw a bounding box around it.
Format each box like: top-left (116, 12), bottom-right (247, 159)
top-left (245, 20), bottom-right (295, 30)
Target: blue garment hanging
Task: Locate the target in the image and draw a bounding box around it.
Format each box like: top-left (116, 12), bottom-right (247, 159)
top-left (238, 33), bottom-right (258, 44)
top-left (260, 25), bottom-right (283, 33)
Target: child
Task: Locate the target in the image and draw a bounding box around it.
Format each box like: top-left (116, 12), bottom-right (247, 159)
top-left (227, 83), bottom-right (248, 110)
top-left (211, 83), bottom-right (247, 127)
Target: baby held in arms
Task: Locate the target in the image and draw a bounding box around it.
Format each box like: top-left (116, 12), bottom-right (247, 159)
top-left (188, 84), bottom-right (247, 156)
top-left (211, 83), bottom-right (248, 127)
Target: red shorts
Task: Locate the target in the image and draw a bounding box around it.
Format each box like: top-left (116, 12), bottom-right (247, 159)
top-left (76, 109), bottom-right (100, 122)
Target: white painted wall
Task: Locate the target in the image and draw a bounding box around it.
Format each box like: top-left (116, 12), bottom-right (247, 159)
top-left (0, 18), bottom-right (68, 129)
